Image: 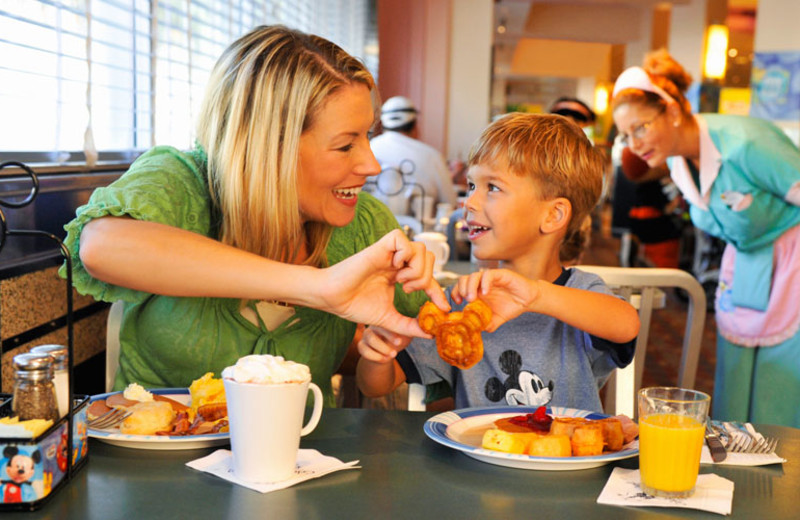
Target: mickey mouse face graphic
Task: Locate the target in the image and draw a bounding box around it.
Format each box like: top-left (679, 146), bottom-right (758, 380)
top-left (484, 349), bottom-right (554, 407)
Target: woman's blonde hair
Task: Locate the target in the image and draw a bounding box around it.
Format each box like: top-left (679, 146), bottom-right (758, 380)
top-left (612, 49), bottom-right (693, 115)
top-left (196, 25), bottom-right (375, 266)
top-left (468, 113), bottom-right (604, 240)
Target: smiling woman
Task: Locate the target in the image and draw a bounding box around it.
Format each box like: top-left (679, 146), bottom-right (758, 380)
top-left (297, 83), bottom-right (381, 228)
top-left (58, 25), bottom-right (447, 406)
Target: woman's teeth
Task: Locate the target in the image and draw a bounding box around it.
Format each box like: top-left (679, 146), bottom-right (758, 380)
top-left (470, 224), bottom-right (490, 233)
top-left (333, 186), bottom-right (361, 199)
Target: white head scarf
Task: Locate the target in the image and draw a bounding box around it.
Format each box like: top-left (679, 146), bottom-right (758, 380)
top-left (612, 66), bottom-right (675, 104)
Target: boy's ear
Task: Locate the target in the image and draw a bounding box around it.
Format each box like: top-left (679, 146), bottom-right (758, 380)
top-left (540, 198), bottom-right (572, 234)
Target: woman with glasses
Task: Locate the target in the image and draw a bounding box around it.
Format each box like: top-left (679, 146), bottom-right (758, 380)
top-left (612, 50), bottom-right (800, 427)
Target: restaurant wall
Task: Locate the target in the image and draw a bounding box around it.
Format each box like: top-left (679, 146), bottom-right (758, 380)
top-left (752, 0), bottom-right (800, 145)
top-left (446, 0), bottom-right (493, 161)
top-left (754, 0), bottom-right (800, 51)
top-left (375, 0), bottom-right (452, 156)
top-left (376, 0), bottom-right (492, 161)
top-left (668, 0), bottom-right (707, 81)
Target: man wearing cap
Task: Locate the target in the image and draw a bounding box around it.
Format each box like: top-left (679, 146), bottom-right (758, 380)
top-left (370, 96), bottom-right (458, 219)
top-left (549, 97), bottom-right (596, 139)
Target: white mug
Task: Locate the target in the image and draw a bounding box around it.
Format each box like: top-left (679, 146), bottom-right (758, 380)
top-left (414, 231), bottom-right (450, 272)
top-left (411, 194), bottom-right (435, 221)
top-left (435, 203), bottom-right (454, 222)
top-left (223, 378), bottom-right (323, 483)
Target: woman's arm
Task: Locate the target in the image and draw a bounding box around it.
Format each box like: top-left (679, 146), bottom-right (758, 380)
top-left (80, 217), bottom-right (448, 336)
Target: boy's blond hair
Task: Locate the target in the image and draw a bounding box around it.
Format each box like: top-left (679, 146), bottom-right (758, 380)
top-left (468, 113), bottom-right (604, 240)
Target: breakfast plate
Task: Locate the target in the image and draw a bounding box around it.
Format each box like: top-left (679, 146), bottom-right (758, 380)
top-left (88, 388), bottom-right (229, 450)
top-left (424, 405), bottom-right (638, 471)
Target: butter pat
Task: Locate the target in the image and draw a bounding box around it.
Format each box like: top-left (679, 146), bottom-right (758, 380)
top-left (123, 382), bottom-right (154, 402)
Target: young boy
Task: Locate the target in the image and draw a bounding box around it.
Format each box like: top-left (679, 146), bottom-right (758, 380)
top-left (357, 114), bottom-right (640, 413)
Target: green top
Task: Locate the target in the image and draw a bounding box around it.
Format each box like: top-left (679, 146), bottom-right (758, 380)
top-left (60, 145), bottom-right (427, 406)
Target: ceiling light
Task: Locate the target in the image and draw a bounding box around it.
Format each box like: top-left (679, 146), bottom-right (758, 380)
top-left (704, 25), bottom-right (729, 80)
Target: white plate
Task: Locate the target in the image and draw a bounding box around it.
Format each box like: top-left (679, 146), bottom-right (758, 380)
top-left (88, 388), bottom-right (229, 450)
top-left (424, 405), bottom-right (638, 471)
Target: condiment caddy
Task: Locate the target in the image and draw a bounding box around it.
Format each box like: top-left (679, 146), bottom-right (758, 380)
top-left (0, 161), bottom-right (89, 511)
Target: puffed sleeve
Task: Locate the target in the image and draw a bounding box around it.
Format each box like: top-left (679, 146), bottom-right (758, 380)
top-left (58, 146), bottom-right (214, 304)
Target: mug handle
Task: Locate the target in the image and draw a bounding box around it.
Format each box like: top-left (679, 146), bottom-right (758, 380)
top-left (300, 382), bottom-right (323, 436)
top-left (439, 242), bottom-right (450, 263)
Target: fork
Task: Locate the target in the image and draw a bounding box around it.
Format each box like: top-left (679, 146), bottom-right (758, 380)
top-left (723, 422), bottom-right (779, 455)
top-left (88, 408), bottom-right (131, 430)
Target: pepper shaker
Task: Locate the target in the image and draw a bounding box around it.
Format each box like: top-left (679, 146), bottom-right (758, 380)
top-left (31, 344), bottom-right (69, 418)
top-left (12, 352), bottom-right (59, 422)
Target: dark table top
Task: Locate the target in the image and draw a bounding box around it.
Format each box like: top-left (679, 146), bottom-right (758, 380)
top-left (15, 408), bottom-right (800, 519)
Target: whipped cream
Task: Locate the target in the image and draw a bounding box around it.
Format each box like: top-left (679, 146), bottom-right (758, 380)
top-left (123, 382), bottom-right (154, 402)
top-left (222, 355), bottom-right (311, 385)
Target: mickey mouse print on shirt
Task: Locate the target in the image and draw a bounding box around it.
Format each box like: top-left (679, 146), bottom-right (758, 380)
top-left (484, 349), bottom-right (554, 407)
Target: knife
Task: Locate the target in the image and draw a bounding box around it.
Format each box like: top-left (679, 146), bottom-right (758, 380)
top-left (705, 420), bottom-right (727, 462)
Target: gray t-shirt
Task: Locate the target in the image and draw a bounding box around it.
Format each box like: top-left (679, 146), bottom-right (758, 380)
top-left (398, 268), bottom-right (634, 413)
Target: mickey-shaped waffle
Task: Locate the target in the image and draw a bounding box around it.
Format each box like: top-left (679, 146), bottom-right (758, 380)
top-left (417, 299), bottom-right (492, 369)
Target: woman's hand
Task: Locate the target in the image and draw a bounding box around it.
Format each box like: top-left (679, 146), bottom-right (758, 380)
top-left (357, 326), bottom-right (412, 364)
top-left (450, 269), bottom-right (540, 332)
top-left (320, 229), bottom-right (450, 337)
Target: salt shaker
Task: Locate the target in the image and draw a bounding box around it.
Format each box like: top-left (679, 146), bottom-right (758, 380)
top-left (12, 352), bottom-right (59, 422)
top-left (31, 344), bottom-right (69, 418)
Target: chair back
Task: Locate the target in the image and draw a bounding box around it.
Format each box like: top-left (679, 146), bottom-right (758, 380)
top-left (105, 300), bottom-right (124, 392)
top-left (576, 266), bottom-right (706, 418)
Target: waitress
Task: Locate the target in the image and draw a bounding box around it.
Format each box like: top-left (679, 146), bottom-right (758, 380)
top-left (611, 50), bottom-right (800, 427)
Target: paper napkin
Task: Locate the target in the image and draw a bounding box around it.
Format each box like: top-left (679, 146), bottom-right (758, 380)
top-left (701, 422), bottom-right (786, 466)
top-left (597, 467), bottom-right (734, 516)
top-left (186, 449), bottom-right (360, 493)
top-left (700, 446), bottom-right (786, 466)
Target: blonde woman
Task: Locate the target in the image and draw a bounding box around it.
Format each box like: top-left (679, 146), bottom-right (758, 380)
top-left (61, 25), bottom-right (447, 405)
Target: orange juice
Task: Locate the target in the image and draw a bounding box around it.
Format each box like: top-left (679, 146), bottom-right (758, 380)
top-left (639, 413), bottom-right (704, 495)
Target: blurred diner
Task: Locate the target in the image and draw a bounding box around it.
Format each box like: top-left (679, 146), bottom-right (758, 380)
top-left (370, 95), bottom-right (459, 225)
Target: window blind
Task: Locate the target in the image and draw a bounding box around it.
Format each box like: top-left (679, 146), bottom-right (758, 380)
top-left (0, 0), bottom-right (376, 166)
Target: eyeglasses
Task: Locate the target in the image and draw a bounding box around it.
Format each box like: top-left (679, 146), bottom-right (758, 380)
top-left (618, 110), bottom-right (664, 147)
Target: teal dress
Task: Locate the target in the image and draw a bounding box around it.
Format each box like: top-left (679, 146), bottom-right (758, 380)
top-left (669, 114), bottom-right (800, 427)
top-left (60, 145), bottom-right (427, 406)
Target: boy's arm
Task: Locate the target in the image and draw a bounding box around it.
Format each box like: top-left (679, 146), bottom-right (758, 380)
top-left (356, 326), bottom-right (410, 398)
top-left (454, 269), bottom-right (640, 343)
top-left (357, 358), bottom-right (407, 398)
top-left (531, 282), bottom-right (640, 343)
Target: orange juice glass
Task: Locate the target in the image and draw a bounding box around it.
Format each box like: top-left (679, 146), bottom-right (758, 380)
top-left (638, 387), bottom-right (710, 498)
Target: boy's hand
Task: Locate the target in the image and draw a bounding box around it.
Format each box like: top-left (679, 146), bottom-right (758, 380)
top-left (357, 326), bottom-right (413, 364)
top-left (450, 269), bottom-right (541, 332)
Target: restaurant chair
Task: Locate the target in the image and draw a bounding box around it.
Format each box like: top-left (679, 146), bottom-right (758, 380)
top-left (105, 300), bottom-right (124, 392)
top-left (407, 382), bottom-right (426, 411)
top-left (576, 265), bottom-right (707, 419)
